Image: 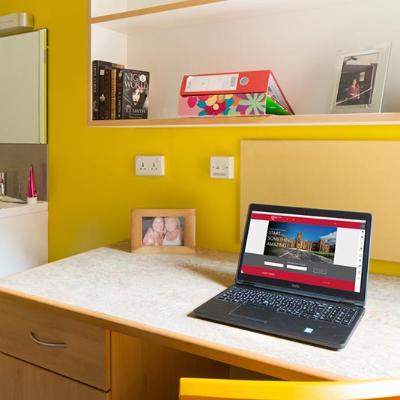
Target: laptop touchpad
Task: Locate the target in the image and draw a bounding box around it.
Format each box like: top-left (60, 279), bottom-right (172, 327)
top-left (230, 304), bottom-right (272, 323)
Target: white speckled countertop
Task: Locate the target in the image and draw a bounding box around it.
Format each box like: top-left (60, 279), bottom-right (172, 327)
top-left (0, 245), bottom-right (399, 380)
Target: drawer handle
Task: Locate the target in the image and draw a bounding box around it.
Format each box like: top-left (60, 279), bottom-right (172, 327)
top-left (30, 331), bottom-right (67, 348)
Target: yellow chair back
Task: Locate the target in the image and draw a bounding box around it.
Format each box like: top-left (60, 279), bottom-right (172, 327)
top-left (179, 377), bottom-right (400, 400)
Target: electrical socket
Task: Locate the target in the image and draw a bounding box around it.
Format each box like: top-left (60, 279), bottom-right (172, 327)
top-left (135, 155), bottom-right (165, 176)
top-left (210, 156), bottom-right (234, 179)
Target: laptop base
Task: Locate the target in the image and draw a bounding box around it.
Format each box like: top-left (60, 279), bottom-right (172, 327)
top-left (194, 285), bottom-right (364, 350)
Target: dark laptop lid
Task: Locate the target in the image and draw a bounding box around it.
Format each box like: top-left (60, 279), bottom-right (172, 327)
top-left (236, 204), bottom-right (372, 305)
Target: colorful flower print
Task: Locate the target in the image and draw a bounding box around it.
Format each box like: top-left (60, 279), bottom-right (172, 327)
top-left (196, 94), bottom-right (234, 116)
top-left (236, 93), bottom-right (266, 115)
top-left (187, 96), bottom-right (198, 108)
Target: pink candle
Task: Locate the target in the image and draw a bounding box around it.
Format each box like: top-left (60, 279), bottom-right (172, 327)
top-left (27, 165), bottom-right (37, 199)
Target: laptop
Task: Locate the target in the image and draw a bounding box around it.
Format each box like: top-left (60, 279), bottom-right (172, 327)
top-left (193, 204), bottom-right (372, 349)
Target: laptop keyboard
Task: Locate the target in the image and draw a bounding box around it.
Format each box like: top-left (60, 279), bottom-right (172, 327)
top-left (218, 286), bottom-right (359, 326)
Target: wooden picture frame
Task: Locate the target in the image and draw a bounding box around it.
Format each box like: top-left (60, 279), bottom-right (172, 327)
top-left (131, 208), bottom-right (196, 254)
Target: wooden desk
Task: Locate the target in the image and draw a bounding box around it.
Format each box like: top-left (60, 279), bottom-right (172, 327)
top-left (0, 245), bottom-right (399, 399)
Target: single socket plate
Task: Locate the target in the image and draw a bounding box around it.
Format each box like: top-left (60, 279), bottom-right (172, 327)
top-left (135, 155), bottom-right (165, 176)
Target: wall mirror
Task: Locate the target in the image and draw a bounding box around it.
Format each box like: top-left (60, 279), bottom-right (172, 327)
top-left (0, 29), bottom-right (47, 143)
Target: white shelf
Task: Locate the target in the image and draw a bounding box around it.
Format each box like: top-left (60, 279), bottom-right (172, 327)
top-left (89, 0), bottom-right (400, 127)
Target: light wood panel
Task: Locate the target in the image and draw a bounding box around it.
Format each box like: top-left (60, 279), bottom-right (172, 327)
top-left (111, 332), bottom-right (229, 400)
top-left (0, 353), bottom-right (110, 400)
top-left (91, 0), bottom-right (224, 24)
top-left (0, 295), bottom-right (110, 390)
top-left (240, 140), bottom-right (400, 262)
top-left (88, 113), bottom-right (400, 128)
top-left (0, 287), bottom-right (343, 381)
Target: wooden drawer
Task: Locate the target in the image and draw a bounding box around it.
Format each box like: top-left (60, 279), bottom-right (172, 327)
top-left (0, 296), bottom-right (110, 390)
top-left (0, 352), bottom-right (110, 400)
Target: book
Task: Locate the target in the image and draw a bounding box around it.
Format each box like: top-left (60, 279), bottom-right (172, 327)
top-left (265, 96), bottom-right (291, 115)
top-left (178, 69), bottom-right (294, 117)
top-left (92, 60), bottom-right (111, 120)
top-left (92, 60), bottom-right (124, 120)
top-left (180, 70), bottom-right (271, 96)
top-left (98, 66), bottom-right (111, 120)
top-left (92, 62), bottom-right (98, 119)
top-left (111, 69), bottom-right (117, 120)
top-left (116, 69), bottom-right (150, 119)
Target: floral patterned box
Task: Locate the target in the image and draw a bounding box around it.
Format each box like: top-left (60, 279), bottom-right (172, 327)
top-left (178, 70), bottom-right (294, 117)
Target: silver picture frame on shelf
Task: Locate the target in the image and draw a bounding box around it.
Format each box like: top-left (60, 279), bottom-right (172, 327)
top-left (331, 44), bottom-right (391, 114)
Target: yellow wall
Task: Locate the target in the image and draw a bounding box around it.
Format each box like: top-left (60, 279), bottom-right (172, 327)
top-left (1, 0), bottom-right (399, 276)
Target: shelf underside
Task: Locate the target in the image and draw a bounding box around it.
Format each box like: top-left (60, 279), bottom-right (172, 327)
top-left (89, 113), bottom-right (400, 128)
top-left (91, 0), bottom-right (347, 32)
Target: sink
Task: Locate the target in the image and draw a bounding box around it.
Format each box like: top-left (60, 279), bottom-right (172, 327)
top-left (0, 196), bottom-right (26, 209)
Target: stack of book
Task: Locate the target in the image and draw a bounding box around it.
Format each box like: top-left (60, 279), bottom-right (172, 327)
top-left (92, 60), bottom-right (150, 120)
top-left (178, 70), bottom-right (294, 117)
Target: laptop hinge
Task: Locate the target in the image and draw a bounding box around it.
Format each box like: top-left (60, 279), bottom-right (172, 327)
top-left (238, 280), bottom-right (254, 286)
top-left (338, 298), bottom-right (365, 307)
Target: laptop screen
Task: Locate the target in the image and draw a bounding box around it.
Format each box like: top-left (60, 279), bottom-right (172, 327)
top-left (237, 204), bottom-right (372, 302)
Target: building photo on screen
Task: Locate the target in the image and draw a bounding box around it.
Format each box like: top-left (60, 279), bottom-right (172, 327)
top-left (243, 211), bottom-right (366, 292)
